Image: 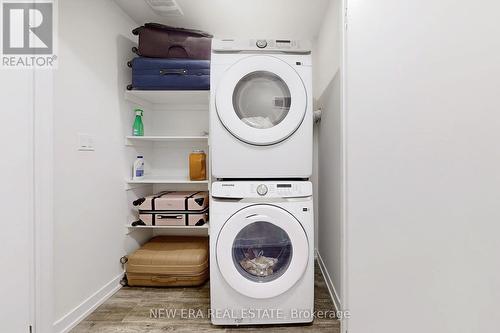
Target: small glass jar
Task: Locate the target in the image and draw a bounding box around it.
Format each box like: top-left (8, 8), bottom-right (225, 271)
top-left (189, 150), bottom-right (207, 181)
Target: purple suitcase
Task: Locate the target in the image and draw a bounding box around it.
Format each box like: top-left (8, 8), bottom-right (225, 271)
top-left (132, 23), bottom-right (212, 60)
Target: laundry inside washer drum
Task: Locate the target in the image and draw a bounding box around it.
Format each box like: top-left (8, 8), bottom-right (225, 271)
top-left (232, 221), bottom-right (293, 281)
top-left (240, 250), bottom-right (278, 277)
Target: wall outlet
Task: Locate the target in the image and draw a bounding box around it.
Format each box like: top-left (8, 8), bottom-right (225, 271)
top-left (78, 133), bottom-right (94, 151)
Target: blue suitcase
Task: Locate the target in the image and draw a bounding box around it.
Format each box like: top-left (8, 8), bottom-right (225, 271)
top-left (127, 57), bottom-right (210, 90)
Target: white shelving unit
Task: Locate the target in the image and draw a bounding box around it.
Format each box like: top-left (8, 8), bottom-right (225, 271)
top-left (124, 89), bottom-right (210, 234)
top-left (125, 224), bottom-right (209, 236)
top-left (126, 135), bottom-right (208, 141)
top-left (126, 224), bottom-right (209, 229)
top-left (126, 176), bottom-right (209, 185)
top-left (124, 90), bottom-right (209, 111)
top-left (125, 135), bottom-right (208, 146)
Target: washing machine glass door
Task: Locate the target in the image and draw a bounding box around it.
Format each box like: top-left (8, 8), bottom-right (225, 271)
top-left (215, 55), bottom-right (307, 145)
top-left (216, 204), bottom-right (309, 299)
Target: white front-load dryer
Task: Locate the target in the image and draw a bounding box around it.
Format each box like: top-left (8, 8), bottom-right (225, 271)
top-left (210, 39), bottom-right (313, 179)
top-left (210, 181), bottom-right (314, 325)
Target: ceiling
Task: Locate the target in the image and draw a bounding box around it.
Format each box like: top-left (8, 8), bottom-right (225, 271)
top-left (115, 0), bottom-right (331, 41)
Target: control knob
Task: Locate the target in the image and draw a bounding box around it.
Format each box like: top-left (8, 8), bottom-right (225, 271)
top-left (256, 184), bottom-right (268, 196)
top-left (256, 40), bottom-right (268, 48)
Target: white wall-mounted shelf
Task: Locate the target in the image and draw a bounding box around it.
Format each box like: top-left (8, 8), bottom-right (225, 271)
top-left (124, 90), bottom-right (209, 110)
top-left (125, 135), bottom-right (208, 145)
top-left (126, 176), bottom-right (208, 185)
top-left (125, 223), bottom-right (209, 236)
top-left (126, 135), bottom-right (208, 141)
top-left (126, 224), bottom-right (208, 230)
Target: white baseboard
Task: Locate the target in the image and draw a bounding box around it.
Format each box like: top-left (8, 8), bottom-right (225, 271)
top-left (53, 272), bottom-right (123, 333)
top-left (316, 250), bottom-right (341, 312)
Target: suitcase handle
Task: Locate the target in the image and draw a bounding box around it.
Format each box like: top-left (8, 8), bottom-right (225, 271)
top-left (157, 214), bottom-right (183, 220)
top-left (159, 69), bottom-right (188, 75)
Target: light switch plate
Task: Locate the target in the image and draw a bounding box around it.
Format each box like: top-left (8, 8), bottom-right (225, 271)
top-left (78, 133), bottom-right (94, 151)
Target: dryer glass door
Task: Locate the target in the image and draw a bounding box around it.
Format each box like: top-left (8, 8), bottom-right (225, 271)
top-left (215, 55), bottom-right (307, 145)
top-left (216, 204), bottom-right (309, 299)
top-left (232, 71), bottom-right (291, 129)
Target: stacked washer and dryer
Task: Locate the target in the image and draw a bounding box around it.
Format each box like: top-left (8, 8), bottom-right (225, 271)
top-left (209, 39), bottom-right (314, 325)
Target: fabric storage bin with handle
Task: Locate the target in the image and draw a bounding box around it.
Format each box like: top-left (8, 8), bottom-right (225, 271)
top-left (123, 236), bottom-right (209, 287)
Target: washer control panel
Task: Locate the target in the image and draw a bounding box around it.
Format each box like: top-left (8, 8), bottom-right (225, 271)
top-left (212, 181), bottom-right (312, 198)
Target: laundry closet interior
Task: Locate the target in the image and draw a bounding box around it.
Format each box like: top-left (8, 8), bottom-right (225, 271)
top-left (11, 0), bottom-right (343, 332)
top-left (6, 0), bottom-right (500, 332)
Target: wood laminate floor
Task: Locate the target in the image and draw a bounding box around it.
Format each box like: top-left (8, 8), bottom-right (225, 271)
top-left (71, 262), bottom-right (340, 332)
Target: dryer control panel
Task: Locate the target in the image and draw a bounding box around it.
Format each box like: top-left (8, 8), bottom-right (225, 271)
top-left (212, 181), bottom-right (313, 199)
top-left (212, 39), bottom-right (312, 54)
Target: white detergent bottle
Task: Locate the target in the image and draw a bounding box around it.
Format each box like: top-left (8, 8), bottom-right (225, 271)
top-left (133, 156), bottom-right (145, 180)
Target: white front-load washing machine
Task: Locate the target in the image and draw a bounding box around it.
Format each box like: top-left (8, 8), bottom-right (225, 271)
top-left (210, 181), bottom-right (314, 325)
top-left (210, 39), bottom-right (313, 179)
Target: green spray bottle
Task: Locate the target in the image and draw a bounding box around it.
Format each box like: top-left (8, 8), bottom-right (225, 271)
top-left (132, 108), bottom-right (144, 136)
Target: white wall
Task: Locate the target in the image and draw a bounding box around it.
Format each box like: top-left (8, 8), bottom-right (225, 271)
top-left (317, 72), bottom-right (343, 308)
top-left (313, 0), bottom-right (344, 308)
top-left (0, 71), bottom-right (35, 332)
top-left (53, 0), bottom-right (147, 330)
top-left (313, 0), bottom-right (342, 97)
top-left (346, 1), bottom-right (500, 332)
